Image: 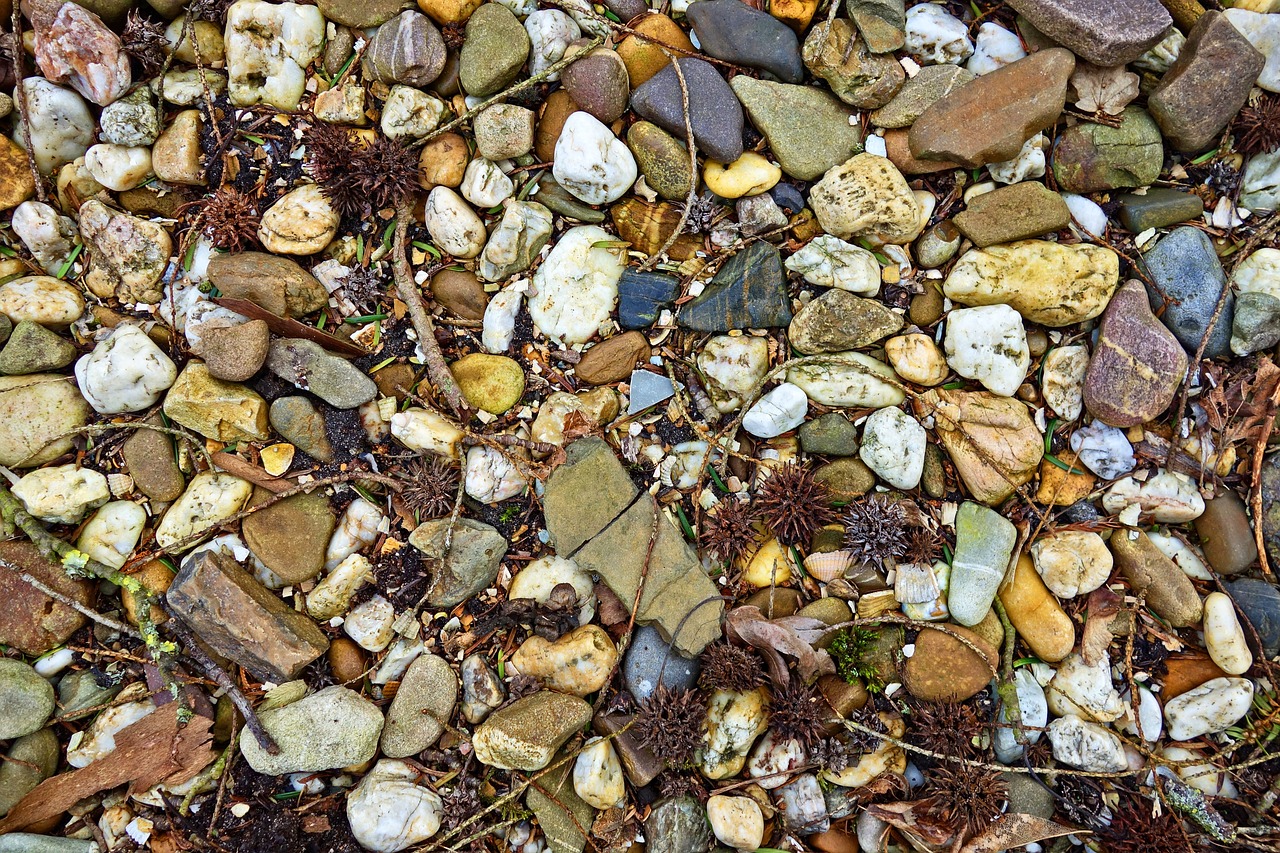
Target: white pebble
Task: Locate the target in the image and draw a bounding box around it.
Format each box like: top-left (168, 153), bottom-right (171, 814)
top-left (742, 382), bottom-right (808, 438)
top-left (1164, 677), bottom-right (1254, 741)
top-left (859, 406), bottom-right (926, 489)
top-left (943, 304), bottom-right (1029, 397)
top-left (1203, 592), bottom-right (1253, 676)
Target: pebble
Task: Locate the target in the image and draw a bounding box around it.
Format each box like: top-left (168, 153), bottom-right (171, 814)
top-left (954, 181), bottom-right (1070, 247)
top-left (381, 85), bottom-right (447, 139)
top-left (572, 737), bottom-right (626, 809)
top-left (902, 624), bottom-right (997, 702)
top-left (269, 396), bottom-right (336, 463)
top-left (1083, 280), bottom-right (1188, 428)
top-left (785, 235), bottom-right (880, 294)
top-left (618, 269), bottom-right (679, 329)
top-left (943, 304), bottom-right (1029, 397)
top-left (802, 18), bottom-right (904, 110)
top-left (1046, 714), bottom-right (1127, 772)
top-left (679, 242), bottom-right (792, 331)
top-left (786, 352), bottom-right (904, 408)
top-left (460, 3), bottom-right (530, 96)
top-left (1110, 529), bottom-right (1204, 627)
top-left (382, 654), bottom-right (458, 758)
top-left (622, 624), bottom-right (698, 701)
top-left (798, 412), bottom-right (859, 457)
top-left (994, 668), bottom-right (1048, 762)
top-left (79, 201), bottom-right (171, 304)
top-left (1194, 492), bottom-right (1259, 576)
top-left (77, 501), bottom-right (146, 570)
top-left (707, 795), bottom-right (765, 851)
top-left (0, 659), bottom-right (55, 739)
top-left (687, 0), bottom-right (804, 82)
top-left (872, 64), bottom-right (973, 129)
top-left (74, 325), bottom-right (177, 414)
top-left (1148, 11), bottom-right (1264, 153)
top-left (461, 654), bottom-right (505, 723)
top-left (33, 2), bottom-right (130, 106)
top-left (408, 517), bottom-right (506, 607)
top-left (949, 501), bottom-right (1017, 626)
top-left (884, 333), bottom-right (948, 386)
top-left (1242, 148), bottom-right (1280, 212)
top-left (0, 321), bottom-right (74, 375)
top-left (526, 10), bottom-right (580, 81)
top-left (743, 382), bottom-right (809, 439)
top-left (627, 121), bottom-right (695, 202)
top-left (1006, 0), bottom-right (1172, 66)
top-left (698, 335), bottom-right (770, 413)
top-left (731, 77), bottom-right (861, 181)
top-left (1143, 227), bottom-right (1234, 359)
top-left (0, 728), bottom-right (59, 817)
top-left (344, 596), bottom-right (395, 652)
top-left (466, 445), bottom-right (527, 503)
top-left (646, 796), bottom-right (714, 853)
top-left (1164, 677), bottom-right (1254, 741)
top-left (511, 624), bottom-right (618, 696)
top-left (243, 490), bottom-right (334, 585)
top-left (425, 187), bottom-right (487, 259)
top-left (858, 406), bottom-right (925, 489)
top-left (999, 554), bottom-right (1074, 662)
top-left (257, 184), bottom-right (339, 255)
top-left (13, 464), bottom-right (109, 525)
top-left (909, 48), bottom-right (1074, 167)
top-left (1039, 344), bottom-right (1088, 421)
top-left (1103, 470), bottom-right (1205, 522)
top-left (1203, 592), bottom-right (1253, 676)
top-left (630, 58), bottom-right (745, 164)
top-left (1069, 421), bottom-right (1135, 480)
top-left (529, 225), bottom-right (625, 344)
top-left (553, 111), bottom-right (638, 205)
top-left (1232, 248), bottom-right (1280, 355)
top-left (155, 471), bottom-right (254, 554)
top-left (15, 79), bottom-right (95, 174)
top-left (472, 691), bottom-right (592, 770)
top-left (99, 89), bottom-right (159, 148)
top-left (1225, 8), bottom-right (1280, 93)
top-left (809, 153), bottom-right (922, 245)
top-left (363, 10), bottom-right (446, 87)
top-left (1031, 530), bottom-right (1112, 599)
top-left (225, 1), bottom-right (325, 110)
top-left (701, 687), bottom-right (769, 779)
top-left (778, 773), bottom-right (830, 833)
top-left (703, 151), bottom-right (781, 199)
top-left (346, 759), bottom-right (442, 852)
top-left (266, 338), bottom-right (377, 410)
top-left (967, 22), bottom-right (1025, 75)
top-left (944, 240), bottom-right (1118, 326)
top-left (460, 158), bottom-right (514, 208)
top-left (1053, 107), bottom-right (1163, 194)
top-left (1225, 578), bottom-right (1280, 658)
top-left (904, 3), bottom-right (973, 64)
top-left (989, 132), bottom-right (1048, 184)
top-left (790, 290), bottom-right (902, 354)
top-left (451, 353), bottom-right (526, 414)
top-left (10, 204), bottom-right (76, 275)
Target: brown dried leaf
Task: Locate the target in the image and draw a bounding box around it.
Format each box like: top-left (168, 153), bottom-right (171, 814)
top-left (961, 813), bottom-right (1078, 853)
top-left (0, 702), bottom-right (215, 833)
top-left (561, 409), bottom-right (595, 444)
top-left (1071, 63), bottom-right (1139, 115)
top-left (866, 801), bottom-right (955, 852)
top-left (725, 606), bottom-right (835, 686)
top-left (1081, 585), bottom-right (1123, 666)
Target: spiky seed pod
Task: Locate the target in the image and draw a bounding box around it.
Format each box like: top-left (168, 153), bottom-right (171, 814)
top-left (441, 23), bottom-right (467, 50)
top-left (904, 526), bottom-right (940, 567)
top-left (842, 496), bottom-right (909, 564)
top-left (1098, 792), bottom-right (1192, 853)
top-left (187, 0), bottom-right (237, 23)
top-left (341, 265), bottom-right (384, 313)
top-left (344, 134), bottom-right (421, 214)
top-left (681, 193), bottom-right (726, 234)
top-left (699, 499), bottom-right (760, 565)
top-left (632, 685), bottom-right (707, 767)
top-left (921, 764), bottom-right (1008, 839)
top-left (843, 707), bottom-right (888, 754)
top-left (768, 683), bottom-right (830, 748)
top-left (121, 10), bottom-right (168, 75)
top-left (906, 701), bottom-right (987, 763)
top-left (698, 641), bottom-right (765, 694)
top-left (303, 122), bottom-right (357, 185)
top-left (1234, 93), bottom-right (1280, 158)
top-left (400, 456), bottom-right (461, 520)
top-left (754, 463), bottom-right (838, 548)
top-left (185, 187), bottom-right (261, 252)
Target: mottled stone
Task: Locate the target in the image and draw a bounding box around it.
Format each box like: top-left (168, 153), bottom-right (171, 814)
top-left (1005, 0), bottom-right (1172, 65)
top-left (730, 76), bottom-right (862, 181)
top-left (909, 48), bottom-right (1074, 168)
top-left (1052, 107), bottom-right (1163, 193)
top-left (0, 540), bottom-right (94, 655)
top-left (678, 242), bottom-right (792, 331)
top-left (1141, 227), bottom-right (1233, 359)
top-left (1110, 530), bottom-right (1203, 627)
top-left (802, 18), bottom-right (904, 109)
top-left (954, 181), bottom-right (1070, 247)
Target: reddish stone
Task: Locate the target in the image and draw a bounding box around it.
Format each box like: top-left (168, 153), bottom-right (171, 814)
top-left (33, 2), bottom-right (131, 106)
top-left (0, 540), bottom-right (95, 655)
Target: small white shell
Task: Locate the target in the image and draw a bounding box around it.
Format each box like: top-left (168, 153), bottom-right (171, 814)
top-left (894, 561), bottom-right (941, 604)
top-left (107, 473), bottom-right (134, 497)
top-left (804, 550), bottom-right (854, 582)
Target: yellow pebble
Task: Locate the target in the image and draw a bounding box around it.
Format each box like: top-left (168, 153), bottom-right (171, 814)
top-left (260, 443), bottom-right (295, 476)
top-left (742, 536), bottom-right (794, 588)
top-left (703, 152), bottom-right (781, 199)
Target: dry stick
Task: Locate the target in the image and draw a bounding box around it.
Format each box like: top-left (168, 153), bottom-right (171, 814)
top-left (414, 35), bottom-right (605, 148)
top-left (391, 202), bottom-right (471, 421)
top-left (28, 419), bottom-right (213, 469)
top-left (9, 5), bottom-right (45, 203)
top-left (164, 619), bottom-right (279, 755)
top-left (638, 51), bottom-right (696, 272)
top-left (0, 482), bottom-right (187, 712)
top-left (0, 559), bottom-right (143, 638)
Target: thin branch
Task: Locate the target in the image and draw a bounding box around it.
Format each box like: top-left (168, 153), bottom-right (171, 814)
top-left (639, 52), bottom-right (696, 272)
top-left (10, 4), bottom-right (45, 203)
top-left (392, 201), bottom-right (472, 420)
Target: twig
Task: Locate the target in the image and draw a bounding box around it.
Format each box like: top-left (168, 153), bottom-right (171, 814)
top-left (28, 419), bottom-right (212, 469)
top-left (639, 53), bottom-right (696, 272)
top-left (9, 5), bottom-right (45, 203)
top-left (165, 619), bottom-right (279, 755)
top-left (0, 559), bottom-right (142, 638)
top-left (991, 598), bottom-right (1023, 743)
top-left (392, 201), bottom-right (472, 421)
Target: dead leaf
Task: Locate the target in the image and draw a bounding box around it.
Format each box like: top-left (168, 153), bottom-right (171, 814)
top-left (725, 606), bottom-right (835, 686)
top-left (561, 409), bottom-right (595, 444)
top-left (1071, 63), bottom-right (1139, 115)
top-left (212, 297), bottom-right (369, 358)
top-left (0, 702), bottom-right (215, 834)
top-left (1081, 586), bottom-right (1123, 666)
top-left (916, 390), bottom-right (1043, 505)
top-left (960, 813), bottom-right (1079, 853)
top-left (866, 801), bottom-right (955, 853)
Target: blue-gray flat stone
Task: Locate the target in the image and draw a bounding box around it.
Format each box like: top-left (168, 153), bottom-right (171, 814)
top-left (677, 242), bottom-right (792, 332)
top-left (630, 58), bottom-right (745, 164)
top-left (1140, 227), bottom-right (1234, 359)
top-left (686, 0), bottom-right (804, 83)
top-left (619, 269), bottom-right (680, 330)
top-left (628, 369), bottom-right (678, 414)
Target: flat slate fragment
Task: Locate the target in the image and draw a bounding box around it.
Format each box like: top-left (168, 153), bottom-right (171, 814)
top-left (678, 242), bottom-right (793, 332)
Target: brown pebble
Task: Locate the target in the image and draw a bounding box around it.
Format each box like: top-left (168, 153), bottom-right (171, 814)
top-left (329, 637), bottom-right (368, 685)
top-left (909, 284), bottom-right (945, 326)
top-left (576, 331), bottom-right (651, 386)
top-left (431, 268), bottom-right (489, 320)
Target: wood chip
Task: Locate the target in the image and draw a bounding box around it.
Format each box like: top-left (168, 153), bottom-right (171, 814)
top-left (212, 451), bottom-right (291, 494)
top-left (0, 702), bottom-right (215, 834)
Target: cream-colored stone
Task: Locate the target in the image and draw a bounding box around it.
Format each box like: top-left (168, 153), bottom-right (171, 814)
top-left (155, 472), bottom-right (253, 553)
top-left (257, 184), bottom-right (339, 255)
top-left (510, 624), bottom-right (618, 697)
top-left (810, 153), bottom-right (923, 245)
top-left (884, 334), bottom-right (948, 386)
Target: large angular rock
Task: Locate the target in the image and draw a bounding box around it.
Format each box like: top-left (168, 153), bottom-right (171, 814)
top-left (265, 339), bottom-right (378, 410)
top-left (677, 242), bottom-right (793, 332)
top-left (472, 691), bottom-right (593, 770)
top-left (1005, 0), bottom-right (1171, 66)
top-left (0, 540), bottom-right (95, 655)
top-left (526, 747), bottom-right (598, 853)
top-left (909, 48), bottom-right (1074, 168)
top-left (573, 493), bottom-right (722, 655)
top-left (543, 437), bottom-right (640, 555)
top-left (917, 389), bottom-right (1043, 505)
top-left (1051, 107), bottom-right (1163, 194)
top-left (166, 550), bottom-right (329, 682)
top-left (686, 0), bottom-right (804, 83)
top-left (0, 374), bottom-right (91, 468)
top-left (1148, 11), bottom-right (1266, 153)
top-left (953, 182), bottom-right (1070, 247)
top-left (1083, 280), bottom-right (1188, 428)
top-left (809, 153), bottom-right (922, 245)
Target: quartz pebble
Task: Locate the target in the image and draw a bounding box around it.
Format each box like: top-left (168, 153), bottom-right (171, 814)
top-left (743, 383), bottom-right (809, 439)
top-left (1203, 592), bottom-right (1252, 676)
top-left (943, 304), bottom-right (1029, 397)
top-left (1164, 677), bottom-right (1254, 741)
top-left (858, 406), bottom-right (925, 490)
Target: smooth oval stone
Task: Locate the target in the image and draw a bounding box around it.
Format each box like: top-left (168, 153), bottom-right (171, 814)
top-left (627, 121), bottom-right (694, 202)
top-left (1193, 492), bottom-right (1258, 577)
top-left (1083, 280), bottom-right (1188, 428)
top-left (686, 0), bottom-right (804, 83)
top-left (630, 58), bottom-right (745, 164)
top-left (362, 10), bottom-right (447, 87)
top-left (562, 48), bottom-right (630, 123)
top-left (1140, 226), bottom-right (1234, 359)
top-left (949, 501), bottom-right (1017, 627)
top-left (1117, 186), bottom-right (1204, 233)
